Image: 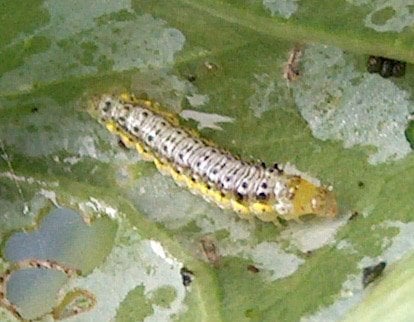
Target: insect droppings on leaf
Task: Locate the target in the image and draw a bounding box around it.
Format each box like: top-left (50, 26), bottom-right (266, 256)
top-left (362, 261), bottom-right (386, 288)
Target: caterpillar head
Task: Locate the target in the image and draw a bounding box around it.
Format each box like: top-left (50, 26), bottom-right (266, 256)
top-left (275, 177), bottom-right (337, 220)
top-left (290, 178), bottom-right (337, 219)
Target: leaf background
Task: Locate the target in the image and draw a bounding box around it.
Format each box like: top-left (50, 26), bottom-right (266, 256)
top-left (0, 0), bottom-right (413, 321)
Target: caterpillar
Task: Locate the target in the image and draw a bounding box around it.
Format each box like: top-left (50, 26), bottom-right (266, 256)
top-left (89, 94), bottom-right (337, 225)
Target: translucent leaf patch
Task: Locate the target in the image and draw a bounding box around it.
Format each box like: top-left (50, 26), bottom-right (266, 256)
top-left (293, 44), bottom-right (412, 164)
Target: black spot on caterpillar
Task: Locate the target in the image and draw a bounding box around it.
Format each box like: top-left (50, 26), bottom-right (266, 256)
top-left (89, 94), bottom-right (337, 225)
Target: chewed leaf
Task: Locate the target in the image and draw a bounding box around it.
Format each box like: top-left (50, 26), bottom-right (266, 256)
top-left (1, 0), bottom-right (414, 321)
top-left (4, 208), bottom-right (117, 274)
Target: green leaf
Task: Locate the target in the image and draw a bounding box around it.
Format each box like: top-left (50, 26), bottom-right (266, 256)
top-left (1, 0), bottom-right (413, 321)
top-left (343, 253), bottom-right (414, 322)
